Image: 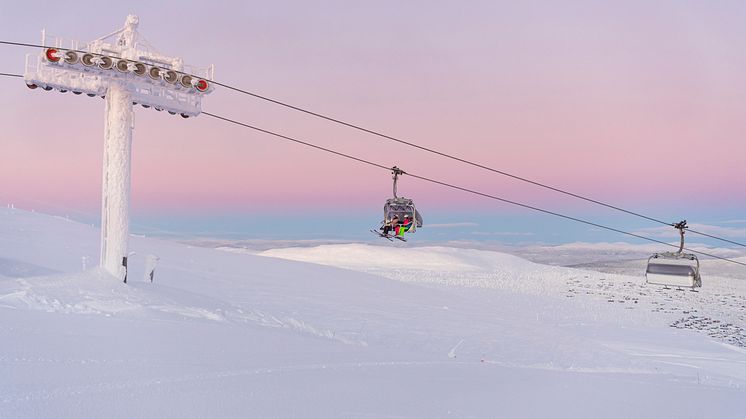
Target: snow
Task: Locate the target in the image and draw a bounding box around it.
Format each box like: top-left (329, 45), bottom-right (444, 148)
top-left (2, 207), bottom-right (746, 418)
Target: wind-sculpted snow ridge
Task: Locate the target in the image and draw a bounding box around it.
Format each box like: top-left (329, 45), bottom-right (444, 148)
top-left (3, 208), bottom-right (746, 418)
top-left (260, 243), bottom-right (574, 290)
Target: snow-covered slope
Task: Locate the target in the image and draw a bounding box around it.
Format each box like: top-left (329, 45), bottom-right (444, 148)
top-left (260, 244), bottom-right (746, 344)
top-left (2, 207), bottom-right (746, 418)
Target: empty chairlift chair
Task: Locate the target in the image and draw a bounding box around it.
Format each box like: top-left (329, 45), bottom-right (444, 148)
top-left (645, 221), bottom-right (702, 289)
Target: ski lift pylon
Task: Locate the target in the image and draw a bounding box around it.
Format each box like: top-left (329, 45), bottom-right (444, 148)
top-left (645, 220), bottom-right (702, 289)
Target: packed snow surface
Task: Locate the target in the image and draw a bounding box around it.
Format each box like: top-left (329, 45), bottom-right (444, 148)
top-left (2, 207), bottom-right (746, 418)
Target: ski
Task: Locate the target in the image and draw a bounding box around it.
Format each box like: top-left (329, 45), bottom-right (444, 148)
top-left (370, 229), bottom-right (394, 241)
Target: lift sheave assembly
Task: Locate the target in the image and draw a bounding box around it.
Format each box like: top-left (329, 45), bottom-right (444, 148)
top-left (23, 15), bottom-right (213, 118)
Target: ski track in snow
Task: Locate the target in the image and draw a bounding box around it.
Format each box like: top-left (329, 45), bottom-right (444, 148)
top-left (1, 359), bottom-right (475, 404)
top-left (0, 275), bottom-right (368, 348)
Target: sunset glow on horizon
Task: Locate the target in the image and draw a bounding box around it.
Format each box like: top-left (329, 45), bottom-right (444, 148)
top-left (2, 1), bottom-right (745, 242)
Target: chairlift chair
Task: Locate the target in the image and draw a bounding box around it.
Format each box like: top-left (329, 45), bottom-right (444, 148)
top-left (645, 221), bottom-right (702, 289)
top-left (381, 167), bottom-right (423, 233)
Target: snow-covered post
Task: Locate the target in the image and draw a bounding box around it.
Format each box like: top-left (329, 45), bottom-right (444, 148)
top-left (144, 254), bottom-right (160, 283)
top-left (100, 82), bottom-right (133, 279)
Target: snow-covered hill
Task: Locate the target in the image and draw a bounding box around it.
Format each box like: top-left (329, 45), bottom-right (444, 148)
top-left (2, 207), bottom-right (746, 418)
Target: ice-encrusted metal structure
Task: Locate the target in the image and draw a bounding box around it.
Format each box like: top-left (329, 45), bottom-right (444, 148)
top-left (23, 15), bottom-right (214, 280)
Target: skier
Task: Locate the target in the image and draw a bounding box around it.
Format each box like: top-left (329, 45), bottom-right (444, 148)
top-left (381, 215), bottom-right (399, 236)
top-left (395, 214), bottom-right (413, 236)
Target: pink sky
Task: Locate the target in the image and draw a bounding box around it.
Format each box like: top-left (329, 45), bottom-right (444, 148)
top-left (1, 1), bottom-right (745, 217)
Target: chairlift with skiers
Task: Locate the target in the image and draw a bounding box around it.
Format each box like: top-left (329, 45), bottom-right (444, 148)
top-left (371, 166), bottom-right (423, 241)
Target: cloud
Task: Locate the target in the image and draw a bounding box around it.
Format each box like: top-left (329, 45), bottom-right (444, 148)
top-left (471, 231), bottom-right (535, 237)
top-left (715, 219), bottom-right (746, 225)
top-left (632, 224), bottom-right (746, 239)
top-left (426, 222), bottom-right (480, 229)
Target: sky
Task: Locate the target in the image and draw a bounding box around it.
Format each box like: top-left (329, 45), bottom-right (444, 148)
top-left (1, 1), bottom-right (745, 244)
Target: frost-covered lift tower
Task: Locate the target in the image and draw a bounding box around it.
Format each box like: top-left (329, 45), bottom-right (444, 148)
top-left (23, 15), bottom-right (214, 281)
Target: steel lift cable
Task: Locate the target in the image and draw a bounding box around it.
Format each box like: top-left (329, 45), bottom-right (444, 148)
top-left (202, 111), bottom-right (746, 268)
top-left (0, 40), bottom-right (727, 239)
top-left (1, 58), bottom-right (744, 249)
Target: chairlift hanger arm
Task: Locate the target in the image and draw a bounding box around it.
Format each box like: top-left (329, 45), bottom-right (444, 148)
top-left (673, 220), bottom-right (687, 254)
top-left (391, 166), bottom-right (406, 199)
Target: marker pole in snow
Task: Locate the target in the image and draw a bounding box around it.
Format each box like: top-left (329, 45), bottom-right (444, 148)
top-left (122, 256), bottom-right (128, 284)
top-left (144, 254), bottom-right (160, 283)
top-left (23, 15), bottom-right (214, 281)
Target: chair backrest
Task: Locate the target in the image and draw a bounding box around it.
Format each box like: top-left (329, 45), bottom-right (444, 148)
top-left (646, 263), bottom-right (696, 278)
top-left (645, 253), bottom-right (702, 288)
